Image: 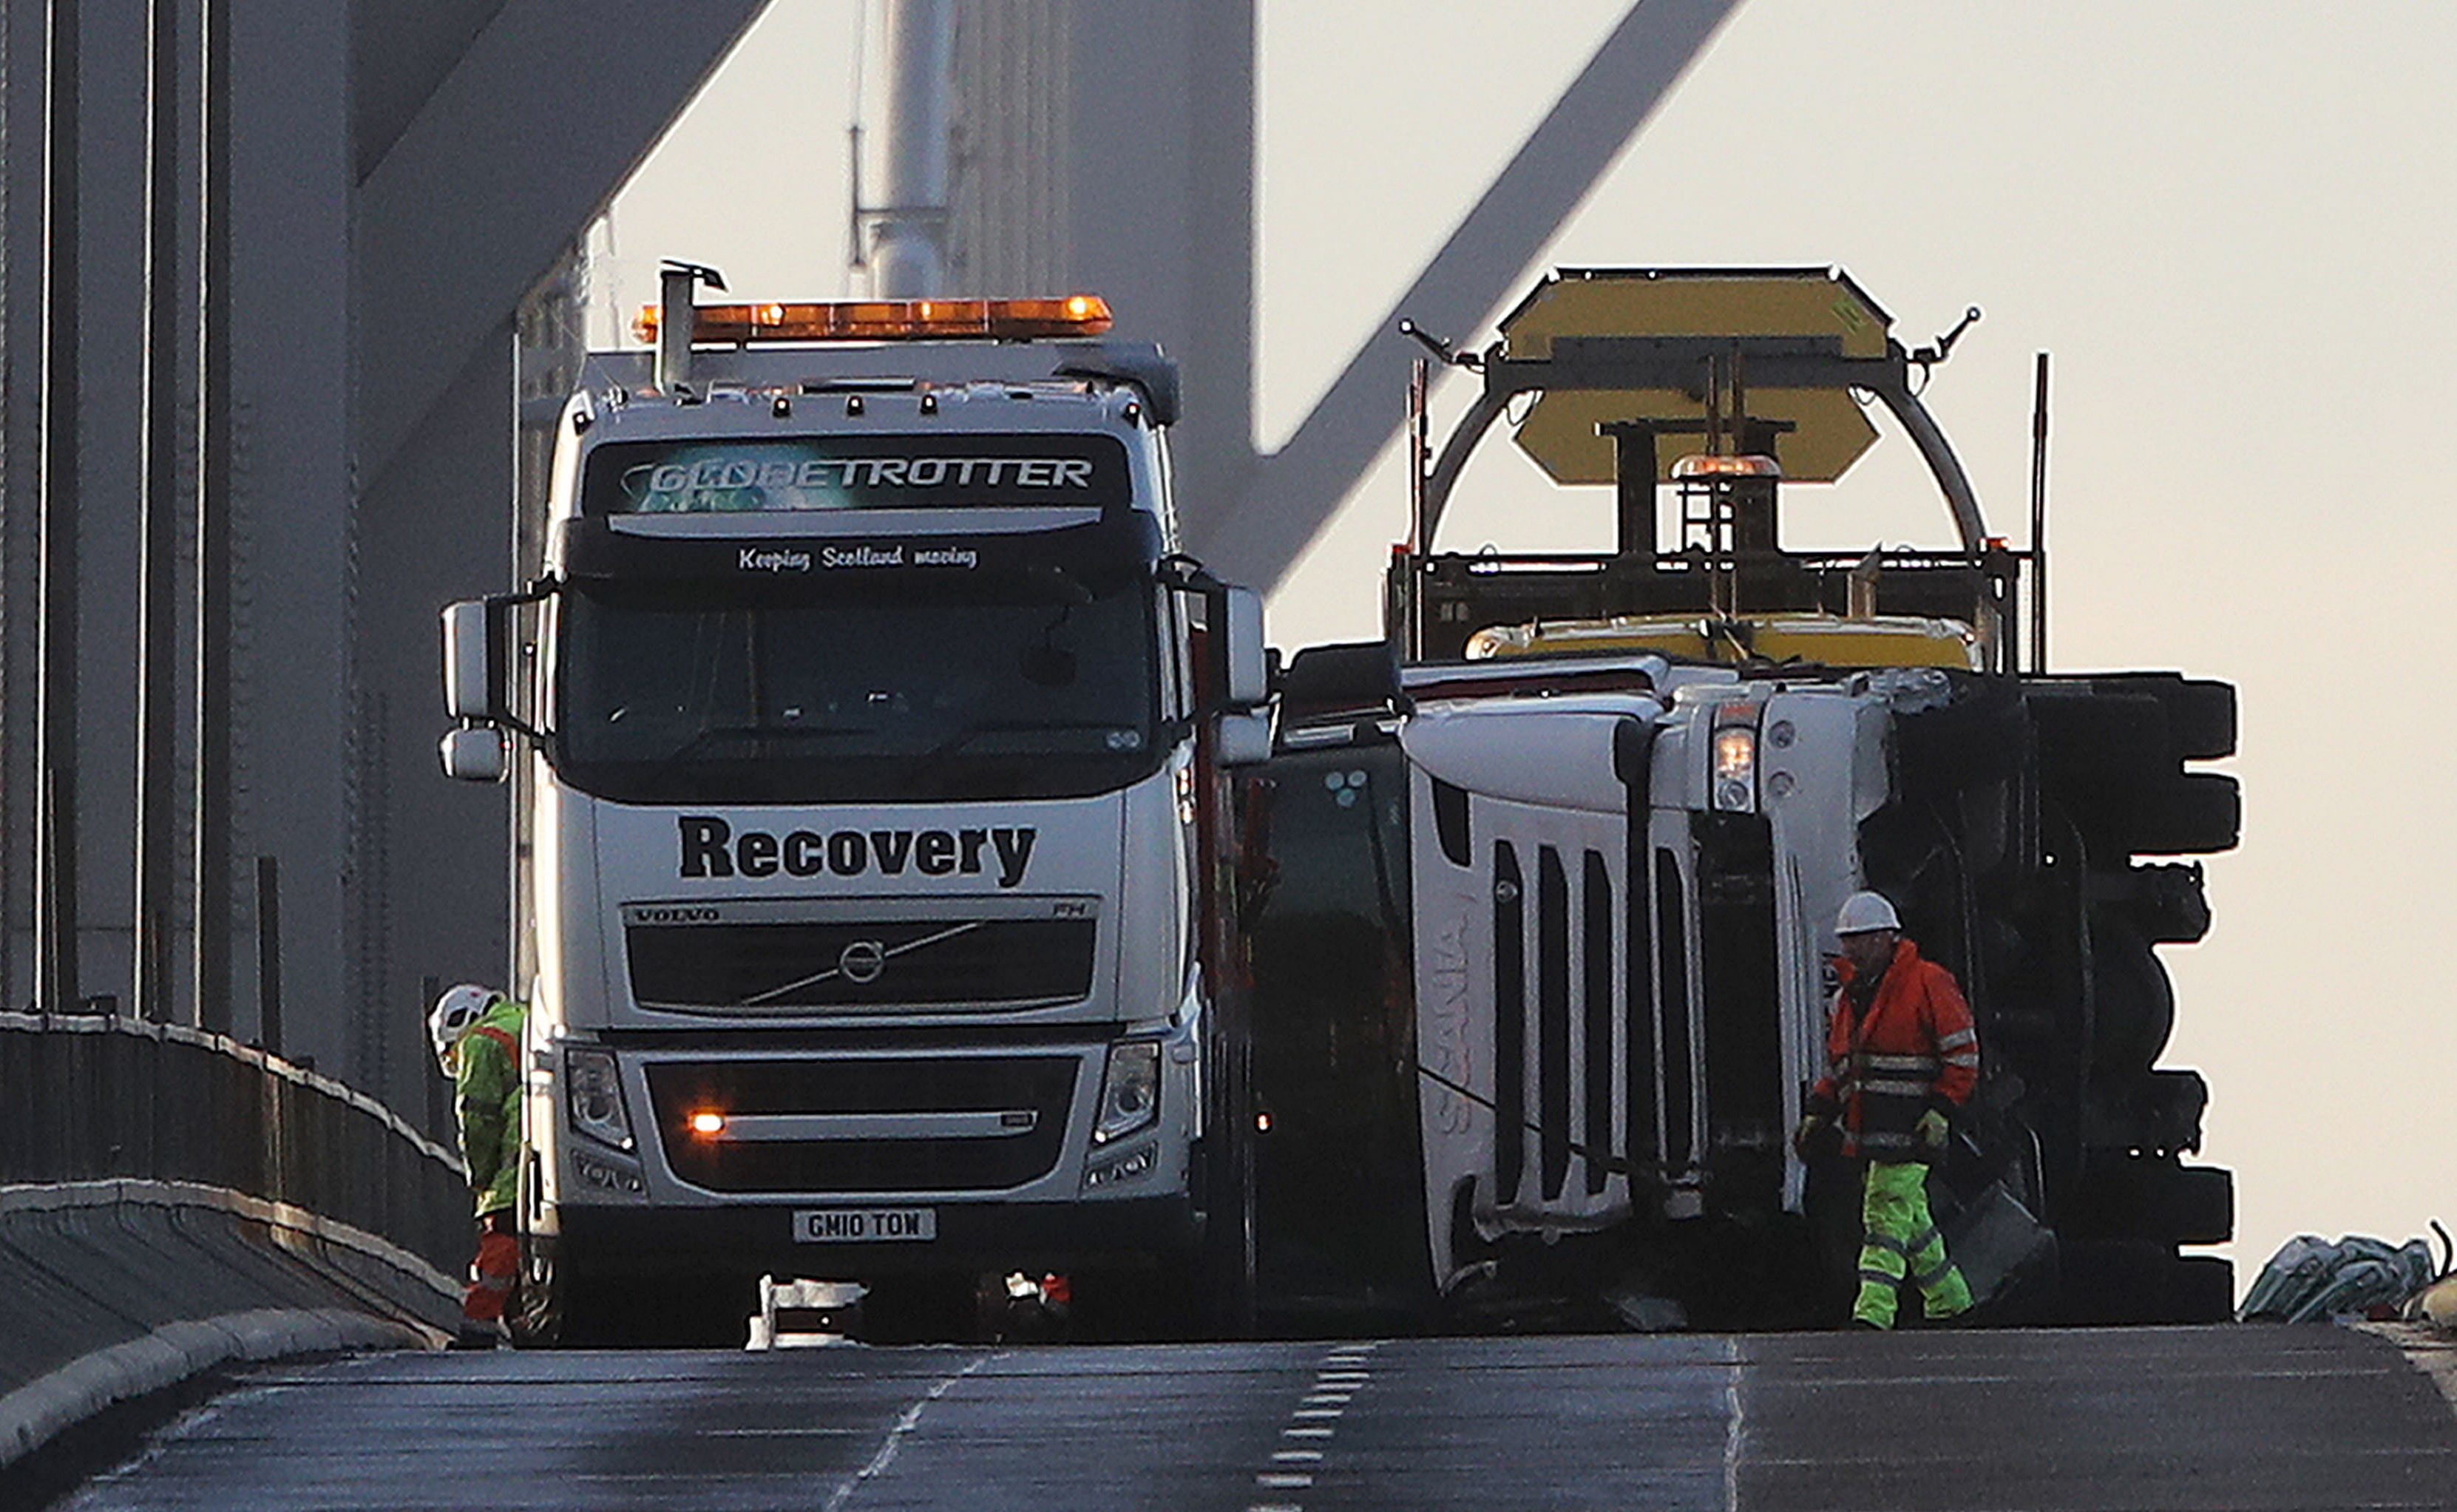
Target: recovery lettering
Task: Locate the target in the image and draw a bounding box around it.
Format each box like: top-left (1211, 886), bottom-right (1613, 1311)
top-left (678, 816), bottom-right (1038, 889)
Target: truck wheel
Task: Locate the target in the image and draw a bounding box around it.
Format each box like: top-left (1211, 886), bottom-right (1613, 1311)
top-left (2057, 1241), bottom-right (2231, 1325)
top-left (516, 1255), bottom-right (626, 1347)
top-left (2067, 1158), bottom-right (2232, 1247)
top-left (2170, 1256), bottom-right (2236, 1323)
top-left (2056, 1240), bottom-right (2177, 1325)
top-left (2027, 687), bottom-right (2167, 787)
top-left (2124, 774), bottom-right (2240, 855)
top-left (2092, 673), bottom-right (2237, 761)
top-left (519, 1261), bottom-right (753, 1348)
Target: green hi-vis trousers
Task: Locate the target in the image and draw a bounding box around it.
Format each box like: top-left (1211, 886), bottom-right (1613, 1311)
top-left (1854, 1159), bottom-right (1974, 1327)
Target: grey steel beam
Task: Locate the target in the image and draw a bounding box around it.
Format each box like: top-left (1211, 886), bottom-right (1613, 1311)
top-left (35, 0), bottom-right (79, 1014)
top-left (1185, 0), bottom-right (1743, 590)
top-left (348, 0), bottom-right (505, 182)
top-left (350, 0), bottom-right (765, 487)
top-left (192, 0), bottom-right (228, 1033)
top-left (133, 0), bottom-right (180, 1023)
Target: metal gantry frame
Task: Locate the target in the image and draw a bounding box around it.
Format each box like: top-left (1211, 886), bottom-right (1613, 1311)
top-left (1396, 319), bottom-right (2041, 676)
top-left (1414, 336), bottom-right (1990, 555)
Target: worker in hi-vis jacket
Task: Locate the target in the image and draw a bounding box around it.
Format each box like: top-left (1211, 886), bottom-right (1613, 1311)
top-left (1792, 891), bottom-right (1979, 1328)
top-left (429, 983), bottom-right (527, 1347)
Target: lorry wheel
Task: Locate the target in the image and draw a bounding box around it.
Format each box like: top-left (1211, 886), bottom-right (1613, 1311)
top-left (2090, 673), bottom-right (2237, 761)
top-left (2056, 1240), bottom-right (2176, 1325)
top-left (517, 1257), bottom-right (626, 1347)
top-left (2027, 687), bottom-right (2167, 787)
top-left (2124, 773), bottom-right (2240, 855)
top-left (2067, 1158), bottom-right (2232, 1247)
top-left (520, 1262), bottom-right (753, 1348)
top-left (2170, 1256), bottom-right (2236, 1323)
top-left (2058, 1240), bottom-right (2229, 1325)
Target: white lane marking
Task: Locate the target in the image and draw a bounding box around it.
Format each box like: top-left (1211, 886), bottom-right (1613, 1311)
top-left (823, 1353), bottom-right (997, 1512)
top-left (1248, 1505), bottom-right (1303, 1512)
top-left (1245, 1343), bottom-right (1383, 1503)
top-left (1723, 1335), bottom-right (1746, 1512)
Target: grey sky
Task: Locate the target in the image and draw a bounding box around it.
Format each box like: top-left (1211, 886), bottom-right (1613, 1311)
top-left (608, 1), bottom-right (2457, 1278)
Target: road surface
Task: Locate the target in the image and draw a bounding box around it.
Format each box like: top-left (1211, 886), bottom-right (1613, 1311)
top-left (53, 1325), bottom-right (2457, 1510)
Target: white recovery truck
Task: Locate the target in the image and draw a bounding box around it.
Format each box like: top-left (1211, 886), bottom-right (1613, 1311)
top-left (1244, 269), bottom-right (2237, 1329)
top-left (441, 272), bottom-right (1269, 1340)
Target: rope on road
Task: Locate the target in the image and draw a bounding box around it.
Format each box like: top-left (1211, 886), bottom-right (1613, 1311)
top-left (1415, 1061), bottom-right (1634, 1176)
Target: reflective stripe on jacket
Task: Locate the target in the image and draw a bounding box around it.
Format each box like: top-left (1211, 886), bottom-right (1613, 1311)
top-left (455, 998), bottom-right (527, 1218)
top-left (1807, 940), bottom-right (1977, 1159)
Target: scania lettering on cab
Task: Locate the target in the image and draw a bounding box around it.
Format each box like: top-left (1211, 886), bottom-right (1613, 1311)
top-left (441, 277), bottom-right (1268, 1340)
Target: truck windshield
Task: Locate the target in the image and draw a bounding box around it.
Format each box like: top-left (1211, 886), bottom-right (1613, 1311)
top-left (552, 574), bottom-right (1165, 804)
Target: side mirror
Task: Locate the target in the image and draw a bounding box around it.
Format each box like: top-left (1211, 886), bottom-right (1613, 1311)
top-left (1213, 708), bottom-right (1274, 767)
top-left (440, 727), bottom-right (507, 783)
top-left (442, 600), bottom-right (497, 721)
top-left (1221, 585), bottom-right (1267, 708)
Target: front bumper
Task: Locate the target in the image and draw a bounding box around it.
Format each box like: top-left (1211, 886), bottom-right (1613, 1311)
top-left (540, 1193), bottom-right (1199, 1278)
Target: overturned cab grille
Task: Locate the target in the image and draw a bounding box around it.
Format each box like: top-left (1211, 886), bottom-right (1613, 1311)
top-left (624, 904), bottom-right (1098, 1013)
top-left (646, 1055), bottom-right (1078, 1194)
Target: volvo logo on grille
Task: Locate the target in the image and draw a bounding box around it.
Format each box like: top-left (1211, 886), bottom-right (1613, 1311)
top-left (838, 940), bottom-right (887, 984)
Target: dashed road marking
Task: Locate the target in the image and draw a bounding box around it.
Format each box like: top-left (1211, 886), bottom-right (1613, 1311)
top-left (1241, 1342), bottom-right (1384, 1510)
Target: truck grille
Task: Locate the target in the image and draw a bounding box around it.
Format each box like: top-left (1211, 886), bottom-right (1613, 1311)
top-left (1491, 838), bottom-right (1630, 1205)
top-left (626, 916), bottom-right (1098, 1013)
top-left (645, 1055), bottom-right (1078, 1194)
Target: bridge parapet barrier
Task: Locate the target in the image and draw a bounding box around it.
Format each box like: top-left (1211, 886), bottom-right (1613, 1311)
top-left (0, 1011), bottom-right (467, 1275)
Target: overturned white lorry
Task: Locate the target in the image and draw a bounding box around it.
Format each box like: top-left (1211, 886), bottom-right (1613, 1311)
top-left (1246, 269), bottom-right (2237, 1328)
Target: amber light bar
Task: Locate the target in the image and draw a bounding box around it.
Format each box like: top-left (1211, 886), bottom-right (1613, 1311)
top-left (1670, 452), bottom-right (1783, 480)
top-left (634, 294), bottom-right (1113, 345)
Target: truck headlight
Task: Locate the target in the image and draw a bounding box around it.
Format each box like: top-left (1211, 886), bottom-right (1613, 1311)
top-left (1712, 725), bottom-right (1757, 813)
top-left (1092, 1040), bottom-right (1160, 1145)
top-left (565, 1045), bottom-right (634, 1150)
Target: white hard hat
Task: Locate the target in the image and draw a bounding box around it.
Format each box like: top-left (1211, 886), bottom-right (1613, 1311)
top-left (1834, 890), bottom-right (1902, 937)
top-left (429, 983), bottom-right (498, 1072)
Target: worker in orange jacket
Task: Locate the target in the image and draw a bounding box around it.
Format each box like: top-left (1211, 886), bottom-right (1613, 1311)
top-left (1792, 891), bottom-right (1978, 1328)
